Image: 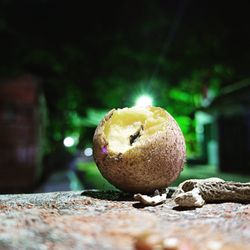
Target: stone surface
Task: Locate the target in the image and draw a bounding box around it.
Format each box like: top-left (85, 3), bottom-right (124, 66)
top-left (0, 190), bottom-right (249, 250)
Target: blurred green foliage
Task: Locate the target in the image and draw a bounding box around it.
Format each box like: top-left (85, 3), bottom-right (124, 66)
top-left (0, 1), bottom-right (247, 157)
top-left (77, 162), bottom-right (116, 190)
top-left (46, 63), bottom-right (233, 157)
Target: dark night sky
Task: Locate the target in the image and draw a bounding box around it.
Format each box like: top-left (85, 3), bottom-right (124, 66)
top-left (1, 0), bottom-right (250, 108)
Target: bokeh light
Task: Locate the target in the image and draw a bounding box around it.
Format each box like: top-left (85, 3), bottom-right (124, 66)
top-left (135, 95), bottom-right (153, 107)
top-left (84, 147), bottom-right (93, 157)
top-left (63, 137), bottom-right (75, 147)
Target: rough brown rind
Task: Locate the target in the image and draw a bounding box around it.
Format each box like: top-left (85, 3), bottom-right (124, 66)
top-left (93, 107), bottom-right (186, 194)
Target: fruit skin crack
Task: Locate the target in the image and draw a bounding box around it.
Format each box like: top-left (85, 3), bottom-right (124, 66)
top-left (129, 125), bottom-right (143, 146)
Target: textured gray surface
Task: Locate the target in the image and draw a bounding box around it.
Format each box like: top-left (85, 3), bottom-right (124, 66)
top-left (0, 190), bottom-right (249, 250)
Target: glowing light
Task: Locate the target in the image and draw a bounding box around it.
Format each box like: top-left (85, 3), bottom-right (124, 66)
top-left (135, 95), bottom-right (153, 107)
top-left (63, 137), bottom-right (75, 147)
top-left (84, 147), bottom-right (93, 157)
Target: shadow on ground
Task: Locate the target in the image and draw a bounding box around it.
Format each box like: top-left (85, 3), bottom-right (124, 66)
top-left (81, 190), bottom-right (134, 201)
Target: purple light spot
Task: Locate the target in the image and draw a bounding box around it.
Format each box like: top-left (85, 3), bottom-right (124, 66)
top-left (101, 146), bottom-right (108, 154)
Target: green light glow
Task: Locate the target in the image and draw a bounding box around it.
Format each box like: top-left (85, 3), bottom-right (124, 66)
top-left (135, 95), bottom-right (153, 107)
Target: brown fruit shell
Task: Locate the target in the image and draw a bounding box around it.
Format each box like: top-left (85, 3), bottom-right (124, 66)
top-left (93, 107), bottom-right (186, 194)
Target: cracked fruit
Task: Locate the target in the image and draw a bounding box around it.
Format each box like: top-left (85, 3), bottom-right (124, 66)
top-left (93, 106), bottom-right (186, 194)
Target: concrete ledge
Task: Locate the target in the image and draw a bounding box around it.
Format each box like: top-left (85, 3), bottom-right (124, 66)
top-left (0, 190), bottom-right (249, 249)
